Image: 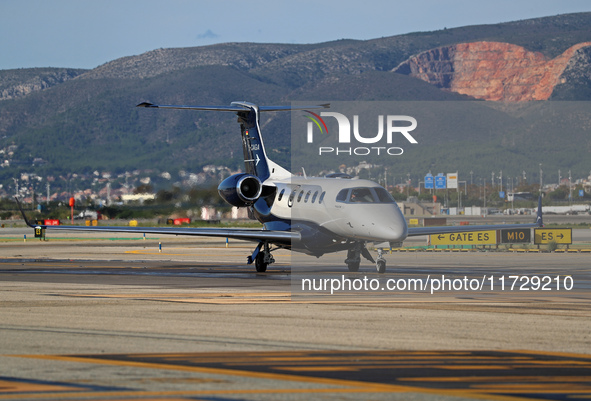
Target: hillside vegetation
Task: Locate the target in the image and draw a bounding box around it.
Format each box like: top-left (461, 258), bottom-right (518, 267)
top-left (1, 12), bottom-right (590, 188)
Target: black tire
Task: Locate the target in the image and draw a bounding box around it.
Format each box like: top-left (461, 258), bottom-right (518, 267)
top-left (255, 252), bottom-right (268, 272)
top-left (376, 259), bottom-right (386, 274)
top-left (347, 261), bottom-right (360, 272)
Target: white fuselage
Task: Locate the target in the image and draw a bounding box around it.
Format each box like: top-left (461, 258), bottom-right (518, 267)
top-left (266, 176), bottom-right (408, 244)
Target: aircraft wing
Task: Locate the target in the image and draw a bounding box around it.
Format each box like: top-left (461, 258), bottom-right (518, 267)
top-left (15, 198), bottom-right (298, 244)
top-left (31, 224), bottom-right (298, 243)
top-left (407, 196), bottom-right (544, 237)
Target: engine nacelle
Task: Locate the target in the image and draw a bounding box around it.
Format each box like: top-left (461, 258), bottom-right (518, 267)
top-left (218, 173), bottom-right (263, 207)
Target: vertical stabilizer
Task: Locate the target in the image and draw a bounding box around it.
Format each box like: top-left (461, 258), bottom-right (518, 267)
top-left (231, 102), bottom-right (290, 181)
top-left (137, 101), bottom-right (329, 182)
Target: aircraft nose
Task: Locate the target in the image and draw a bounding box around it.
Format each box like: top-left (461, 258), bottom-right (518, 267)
top-left (385, 209), bottom-right (408, 241)
top-left (368, 206), bottom-right (407, 242)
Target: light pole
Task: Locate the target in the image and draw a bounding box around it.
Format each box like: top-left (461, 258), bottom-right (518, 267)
top-left (569, 170), bottom-right (572, 206)
top-left (483, 184), bottom-right (487, 216)
top-left (510, 177), bottom-right (514, 211)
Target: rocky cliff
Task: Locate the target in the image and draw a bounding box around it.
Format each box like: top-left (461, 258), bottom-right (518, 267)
top-left (0, 68), bottom-right (86, 101)
top-left (393, 41), bottom-right (591, 101)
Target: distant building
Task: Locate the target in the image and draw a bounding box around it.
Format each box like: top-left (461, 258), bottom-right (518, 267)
top-left (120, 193), bottom-right (155, 204)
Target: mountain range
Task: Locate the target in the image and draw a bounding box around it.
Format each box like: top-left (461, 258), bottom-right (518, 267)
top-left (1, 12), bottom-right (590, 190)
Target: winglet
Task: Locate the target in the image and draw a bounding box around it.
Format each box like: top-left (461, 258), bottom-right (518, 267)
top-left (536, 195), bottom-right (544, 227)
top-left (136, 102), bottom-right (156, 108)
top-left (14, 196), bottom-right (37, 228)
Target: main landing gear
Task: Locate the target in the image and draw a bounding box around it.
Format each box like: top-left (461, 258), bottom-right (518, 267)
top-left (247, 241), bottom-right (275, 272)
top-left (345, 243), bottom-right (387, 273)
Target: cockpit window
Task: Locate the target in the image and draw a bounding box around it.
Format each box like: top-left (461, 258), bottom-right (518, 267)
top-left (373, 187), bottom-right (396, 203)
top-left (349, 187), bottom-right (376, 203)
top-left (336, 189), bottom-right (349, 202)
top-left (277, 188), bottom-right (285, 201)
top-left (339, 187), bottom-right (396, 204)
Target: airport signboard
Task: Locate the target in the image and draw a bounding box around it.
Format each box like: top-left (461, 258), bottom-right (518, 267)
top-left (435, 174), bottom-right (446, 189)
top-left (34, 227), bottom-right (44, 238)
top-left (430, 230), bottom-right (497, 246)
top-left (500, 228), bottom-right (531, 244)
top-left (534, 228), bottom-right (572, 245)
top-left (425, 174), bottom-right (434, 189)
top-left (447, 173), bottom-right (458, 189)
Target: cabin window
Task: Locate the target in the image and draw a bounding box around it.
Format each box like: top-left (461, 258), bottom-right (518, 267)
top-left (304, 190), bottom-right (311, 203)
top-left (277, 188), bottom-right (285, 201)
top-left (297, 190), bottom-right (304, 202)
top-left (336, 189), bottom-right (349, 203)
top-left (311, 191), bottom-right (319, 203)
top-left (319, 191), bottom-right (326, 204)
top-left (288, 189), bottom-right (297, 207)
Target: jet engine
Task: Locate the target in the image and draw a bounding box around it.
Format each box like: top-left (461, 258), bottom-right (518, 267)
top-left (218, 173), bottom-right (263, 207)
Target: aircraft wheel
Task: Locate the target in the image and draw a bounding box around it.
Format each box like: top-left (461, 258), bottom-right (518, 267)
top-left (376, 259), bottom-right (386, 274)
top-left (347, 260), bottom-right (360, 272)
top-left (255, 252), bottom-right (268, 272)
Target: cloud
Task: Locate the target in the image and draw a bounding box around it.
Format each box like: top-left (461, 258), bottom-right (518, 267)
top-left (196, 29), bottom-right (220, 40)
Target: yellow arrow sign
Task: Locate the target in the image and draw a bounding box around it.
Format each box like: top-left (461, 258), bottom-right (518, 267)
top-left (430, 230), bottom-right (497, 245)
top-left (534, 228), bottom-right (572, 244)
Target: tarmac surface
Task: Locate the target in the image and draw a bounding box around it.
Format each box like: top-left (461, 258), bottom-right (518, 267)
top-left (0, 227), bottom-right (590, 400)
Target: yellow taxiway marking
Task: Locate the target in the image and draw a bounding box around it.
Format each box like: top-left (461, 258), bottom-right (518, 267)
top-left (58, 292), bottom-right (292, 304)
top-left (0, 379), bottom-right (75, 394)
top-left (13, 350), bottom-right (591, 401)
top-left (50, 292), bottom-right (472, 305)
top-left (10, 354), bottom-right (525, 401)
top-left (53, 291), bottom-right (586, 305)
top-left (0, 387), bottom-right (389, 400)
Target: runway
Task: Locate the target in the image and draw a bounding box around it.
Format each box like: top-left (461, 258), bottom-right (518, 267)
top-left (0, 229), bottom-right (590, 400)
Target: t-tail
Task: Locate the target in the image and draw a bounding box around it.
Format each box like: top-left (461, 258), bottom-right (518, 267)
top-left (137, 101), bottom-right (329, 182)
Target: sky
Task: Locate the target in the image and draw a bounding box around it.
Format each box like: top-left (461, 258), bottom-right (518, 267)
top-left (1, 0), bottom-right (590, 70)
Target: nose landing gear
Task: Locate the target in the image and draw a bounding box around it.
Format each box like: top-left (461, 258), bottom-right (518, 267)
top-left (345, 242), bottom-right (387, 273)
top-left (344, 243), bottom-right (387, 273)
top-left (375, 248), bottom-right (387, 274)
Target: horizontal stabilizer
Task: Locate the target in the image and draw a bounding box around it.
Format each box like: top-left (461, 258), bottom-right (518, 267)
top-left (136, 103), bottom-right (247, 112)
top-left (136, 102), bottom-right (330, 112)
top-left (259, 104), bottom-right (330, 112)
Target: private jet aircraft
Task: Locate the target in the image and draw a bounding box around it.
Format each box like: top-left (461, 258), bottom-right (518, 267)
top-left (17, 101), bottom-right (543, 273)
